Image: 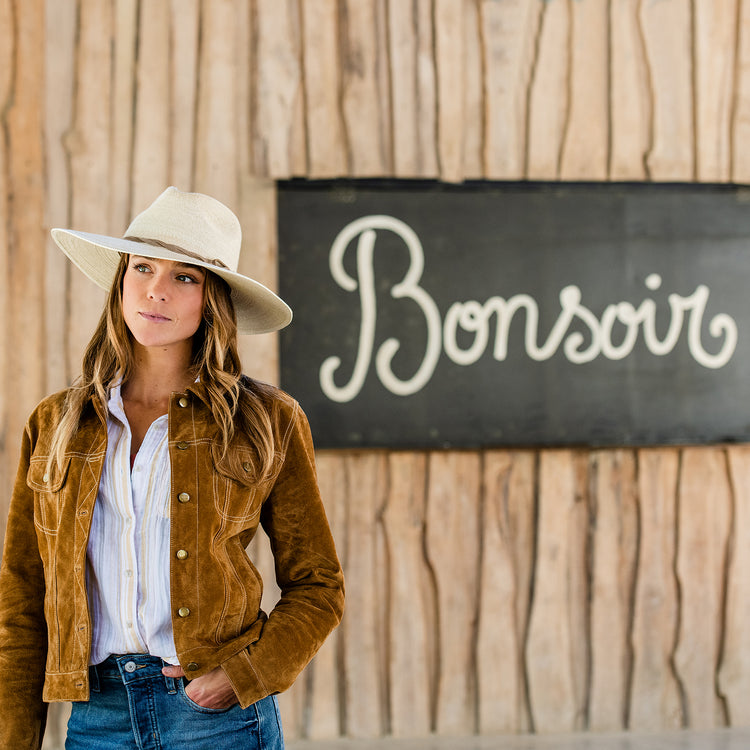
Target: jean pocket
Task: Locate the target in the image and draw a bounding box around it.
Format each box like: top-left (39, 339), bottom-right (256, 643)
top-left (177, 679), bottom-right (235, 714)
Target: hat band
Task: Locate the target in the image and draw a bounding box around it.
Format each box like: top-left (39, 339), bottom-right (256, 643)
top-left (124, 236), bottom-right (229, 270)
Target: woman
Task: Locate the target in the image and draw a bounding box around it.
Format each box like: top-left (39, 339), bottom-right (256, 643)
top-left (0, 187), bottom-right (345, 749)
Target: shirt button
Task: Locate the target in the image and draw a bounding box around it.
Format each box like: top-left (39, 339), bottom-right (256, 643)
top-left (176, 442), bottom-right (189, 450)
top-left (178, 397), bottom-right (189, 408)
top-left (178, 492), bottom-right (190, 503)
top-left (124, 570), bottom-right (133, 578)
top-left (178, 607), bottom-right (191, 618)
top-left (176, 549), bottom-right (189, 560)
top-left (186, 662), bottom-right (199, 672)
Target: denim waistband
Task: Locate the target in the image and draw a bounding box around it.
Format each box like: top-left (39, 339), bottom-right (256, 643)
top-left (89, 654), bottom-right (177, 694)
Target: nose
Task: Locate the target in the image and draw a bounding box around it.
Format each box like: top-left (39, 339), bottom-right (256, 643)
top-left (147, 272), bottom-right (169, 301)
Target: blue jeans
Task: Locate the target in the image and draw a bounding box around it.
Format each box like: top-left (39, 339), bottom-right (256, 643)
top-left (65, 654), bottom-right (284, 749)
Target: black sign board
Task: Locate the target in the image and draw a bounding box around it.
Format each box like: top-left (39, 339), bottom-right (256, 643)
top-left (278, 180), bottom-right (750, 449)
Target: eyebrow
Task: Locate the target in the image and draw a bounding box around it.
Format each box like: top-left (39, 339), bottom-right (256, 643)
top-left (131, 256), bottom-right (206, 276)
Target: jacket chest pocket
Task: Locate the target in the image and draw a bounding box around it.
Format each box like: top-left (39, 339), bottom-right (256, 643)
top-left (27, 457), bottom-right (71, 534)
top-left (211, 448), bottom-right (270, 524)
top-left (213, 472), bottom-right (264, 524)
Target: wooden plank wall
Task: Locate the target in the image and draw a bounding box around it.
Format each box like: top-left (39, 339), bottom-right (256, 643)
top-left (1, 0), bottom-right (749, 746)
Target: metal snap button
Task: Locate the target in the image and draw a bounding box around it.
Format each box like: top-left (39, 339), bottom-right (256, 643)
top-left (177, 492), bottom-right (190, 503)
top-left (178, 396), bottom-right (189, 408)
top-left (176, 441), bottom-right (189, 450)
top-left (176, 549), bottom-right (188, 560)
top-left (178, 607), bottom-right (190, 618)
top-left (124, 661), bottom-right (137, 673)
top-left (186, 662), bottom-right (199, 672)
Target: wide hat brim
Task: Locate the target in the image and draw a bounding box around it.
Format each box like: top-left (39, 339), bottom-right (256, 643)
top-left (51, 228), bottom-right (292, 335)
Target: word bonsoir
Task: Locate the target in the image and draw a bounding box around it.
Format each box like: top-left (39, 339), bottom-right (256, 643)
top-left (319, 215), bottom-right (738, 403)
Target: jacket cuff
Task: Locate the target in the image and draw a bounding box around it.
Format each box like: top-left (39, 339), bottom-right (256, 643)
top-left (220, 648), bottom-right (270, 709)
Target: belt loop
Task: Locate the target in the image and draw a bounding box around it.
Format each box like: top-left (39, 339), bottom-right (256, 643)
top-left (89, 663), bottom-right (101, 693)
top-left (164, 674), bottom-right (177, 694)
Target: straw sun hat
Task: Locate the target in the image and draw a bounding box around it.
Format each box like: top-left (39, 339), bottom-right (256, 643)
top-left (51, 186), bottom-right (292, 335)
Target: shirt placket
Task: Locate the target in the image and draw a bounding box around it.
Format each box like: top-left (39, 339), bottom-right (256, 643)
top-left (116, 419), bottom-right (147, 653)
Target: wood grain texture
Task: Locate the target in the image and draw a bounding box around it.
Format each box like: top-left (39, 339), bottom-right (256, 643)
top-left (674, 449), bottom-right (731, 729)
top-left (64, 0), bottom-right (111, 373)
top-left (131, 0), bottom-right (170, 211)
top-left (639, 0), bottom-right (694, 180)
top-left (719, 446), bottom-right (750, 725)
top-left (414, 0), bottom-right (439, 177)
top-left (42, 0), bottom-right (76, 395)
top-left (341, 453), bottom-right (389, 738)
top-left (477, 451), bottom-right (535, 735)
top-left (434, 0), bottom-right (465, 182)
top-left (195, 0), bottom-right (241, 201)
top-left (479, 0), bottom-right (541, 179)
top-left (382, 453), bottom-right (432, 737)
top-left (110, 0), bottom-right (137, 230)
top-left (425, 452), bottom-right (481, 735)
top-left (0, 0), bottom-right (13, 545)
top-left (630, 449), bottom-right (682, 731)
top-left (732, 0), bottom-right (750, 181)
top-left (461, 0), bottom-right (483, 180)
top-left (559, 0), bottom-right (609, 180)
top-left (693, 0), bottom-right (739, 182)
top-left (5, 0), bottom-right (46, 480)
top-left (252, 0), bottom-right (303, 179)
top-left (588, 451), bottom-right (638, 731)
top-left (339, 0), bottom-right (391, 176)
top-left (609, 0), bottom-right (651, 180)
top-left (302, 452), bottom-right (347, 740)
top-left (525, 451), bottom-right (581, 733)
top-left (525, 0), bottom-right (569, 179)
top-left (302, 0), bottom-right (347, 177)
top-left (388, 0), bottom-right (422, 177)
top-left (168, 0), bottom-right (200, 191)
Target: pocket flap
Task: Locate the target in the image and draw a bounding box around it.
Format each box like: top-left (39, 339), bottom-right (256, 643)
top-left (27, 457), bottom-right (71, 492)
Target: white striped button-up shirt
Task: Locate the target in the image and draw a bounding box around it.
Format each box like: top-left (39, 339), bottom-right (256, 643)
top-left (86, 384), bottom-right (179, 665)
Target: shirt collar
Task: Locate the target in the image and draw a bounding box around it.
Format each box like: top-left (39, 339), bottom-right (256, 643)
top-left (107, 382), bottom-right (127, 425)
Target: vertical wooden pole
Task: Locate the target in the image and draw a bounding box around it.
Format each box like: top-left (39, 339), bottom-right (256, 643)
top-left (477, 451), bottom-right (535, 734)
top-left (589, 450), bottom-right (638, 731)
top-left (630, 449), bottom-right (682, 731)
top-left (526, 0), bottom-right (570, 179)
top-left (525, 450), bottom-right (583, 733)
top-left (425, 452), bottom-right (482, 735)
top-left (674, 448), bottom-right (731, 729)
top-left (382, 452), bottom-right (432, 737)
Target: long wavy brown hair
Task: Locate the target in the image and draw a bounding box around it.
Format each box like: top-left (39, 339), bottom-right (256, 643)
top-left (46, 254), bottom-right (276, 483)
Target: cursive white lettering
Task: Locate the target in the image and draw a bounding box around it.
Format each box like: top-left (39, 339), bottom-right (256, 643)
top-left (319, 216), bottom-right (739, 402)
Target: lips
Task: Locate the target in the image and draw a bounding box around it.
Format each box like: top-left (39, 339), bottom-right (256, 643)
top-left (139, 311), bottom-right (171, 322)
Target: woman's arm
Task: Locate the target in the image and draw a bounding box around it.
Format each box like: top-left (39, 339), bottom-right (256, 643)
top-left (220, 402), bottom-right (345, 708)
top-left (0, 425), bottom-right (49, 749)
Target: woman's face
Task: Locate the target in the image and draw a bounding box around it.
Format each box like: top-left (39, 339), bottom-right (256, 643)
top-left (121, 255), bottom-right (206, 352)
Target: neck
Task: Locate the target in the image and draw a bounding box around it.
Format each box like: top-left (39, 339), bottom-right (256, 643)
top-left (122, 341), bottom-right (195, 406)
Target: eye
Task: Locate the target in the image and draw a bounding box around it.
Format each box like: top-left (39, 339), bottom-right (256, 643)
top-left (176, 273), bottom-right (200, 284)
top-left (132, 262), bottom-right (151, 273)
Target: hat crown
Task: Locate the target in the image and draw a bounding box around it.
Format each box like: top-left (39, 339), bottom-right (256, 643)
top-left (125, 186), bottom-right (242, 271)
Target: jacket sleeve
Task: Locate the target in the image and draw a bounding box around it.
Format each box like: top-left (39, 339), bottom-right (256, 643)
top-left (0, 423), bottom-right (49, 749)
top-left (220, 402), bottom-right (345, 708)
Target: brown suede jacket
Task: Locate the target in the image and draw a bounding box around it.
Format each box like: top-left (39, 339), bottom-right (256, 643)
top-left (0, 381), bottom-right (345, 749)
